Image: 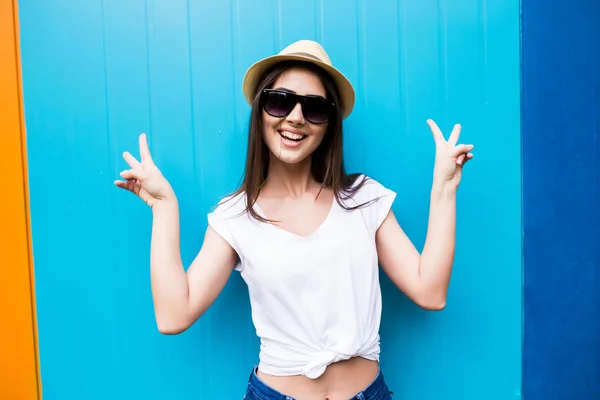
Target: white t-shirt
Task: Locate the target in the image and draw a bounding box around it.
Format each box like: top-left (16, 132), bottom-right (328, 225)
top-left (207, 175), bottom-right (396, 379)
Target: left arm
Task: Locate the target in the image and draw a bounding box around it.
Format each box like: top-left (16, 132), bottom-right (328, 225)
top-left (376, 184), bottom-right (457, 310)
top-left (376, 120), bottom-right (473, 310)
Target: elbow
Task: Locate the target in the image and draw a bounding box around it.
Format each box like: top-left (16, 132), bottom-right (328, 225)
top-left (157, 323), bottom-right (187, 335)
top-left (415, 292), bottom-right (447, 311)
top-left (156, 315), bottom-right (192, 335)
top-left (420, 299), bottom-right (446, 311)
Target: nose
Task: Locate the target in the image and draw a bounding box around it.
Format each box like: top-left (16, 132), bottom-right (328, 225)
top-left (286, 102), bottom-right (305, 125)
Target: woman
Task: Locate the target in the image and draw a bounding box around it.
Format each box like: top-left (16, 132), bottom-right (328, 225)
top-left (114, 40), bottom-right (473, 400)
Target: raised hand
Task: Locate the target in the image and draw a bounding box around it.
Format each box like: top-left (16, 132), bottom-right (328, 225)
top-left (114, 133), bottom-right (175, 208)
top-left (427, 119), bottom-right (474, 190)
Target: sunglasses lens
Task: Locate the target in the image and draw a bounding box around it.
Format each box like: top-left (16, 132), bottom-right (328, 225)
top-left (302, 97), bottom-right (330, 124)
top-left (262, 90), bottom-right (332, 124)
top-left (263, 91), bottom-right (294, 117)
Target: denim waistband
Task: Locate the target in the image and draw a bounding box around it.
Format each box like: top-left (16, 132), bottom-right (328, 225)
top-left (246, 365), bottom-right (390, 400)
top-left (246, 366), bottom-right (295, 400)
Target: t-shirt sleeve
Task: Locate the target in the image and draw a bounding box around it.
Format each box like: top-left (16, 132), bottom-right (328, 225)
top-left (356, 176), bottom-right (397, 235)
top-left (371, 180), bottom-right (397, 232)
top-left (206, 196), bottom-right (244, 272)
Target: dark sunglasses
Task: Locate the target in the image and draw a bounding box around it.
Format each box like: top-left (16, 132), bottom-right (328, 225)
top-left (260, 89), bottom-right (335, 124)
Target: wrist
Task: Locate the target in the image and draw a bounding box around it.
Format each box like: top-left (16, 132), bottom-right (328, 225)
top-left (431, 180), bottom-right (457, 200)
top-left (152, 197), bottom-right (179, 213)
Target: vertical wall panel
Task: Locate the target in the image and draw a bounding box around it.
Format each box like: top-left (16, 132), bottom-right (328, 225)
top-left (17, 0), bottom-right (121, 397)
top-left (0, 0), bottom-right (40, 399)
top-left (17, 0), bottom-right (522, 398)
top-left (521, 0), bottom-right (600, 399)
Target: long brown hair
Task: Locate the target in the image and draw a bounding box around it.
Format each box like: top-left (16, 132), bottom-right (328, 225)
top-left (229, 60), bottom-right (376, 222)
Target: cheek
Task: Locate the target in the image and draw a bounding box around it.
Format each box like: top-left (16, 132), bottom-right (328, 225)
top-left (310, 125), bottom-right (328, 143)
top-left (261, 113), bottom-right (281, 135)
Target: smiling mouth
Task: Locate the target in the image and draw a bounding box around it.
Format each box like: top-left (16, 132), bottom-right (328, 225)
top-left (278, 130), bottom-right (307, 142)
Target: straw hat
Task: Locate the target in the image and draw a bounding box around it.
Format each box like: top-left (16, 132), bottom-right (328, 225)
top-left (242, 40), bottom-right (355, 119)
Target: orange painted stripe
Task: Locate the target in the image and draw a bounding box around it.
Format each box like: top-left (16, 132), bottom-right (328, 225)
top-left (0, 0), bottom-right (41, 399)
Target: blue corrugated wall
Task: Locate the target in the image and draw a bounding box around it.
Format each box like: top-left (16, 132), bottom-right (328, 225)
top-left (521, 0), bottom-right (600, 399)
top-left (18, 0), bottom-right (522, 398)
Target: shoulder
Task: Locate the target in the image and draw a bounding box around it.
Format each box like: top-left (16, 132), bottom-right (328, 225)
top-left (207, 190), bottom-right (249, 238)
top-left (342, 174), bottom-right (396, 206)
top-left (341, 174), bottom-right (397, 233)
top-left (206, 191), bottom-right (249, 270)
top-left (208, 190), bottom-right (248, 220)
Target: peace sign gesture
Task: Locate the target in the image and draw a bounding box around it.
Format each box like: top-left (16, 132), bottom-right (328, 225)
top-left (427, 119), bottom-right (474, 190)
top-left (114, 134), bottom-right (175, 208)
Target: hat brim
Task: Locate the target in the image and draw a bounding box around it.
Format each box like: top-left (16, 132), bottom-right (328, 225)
top-left (242, 54), bottom-right (355, 120)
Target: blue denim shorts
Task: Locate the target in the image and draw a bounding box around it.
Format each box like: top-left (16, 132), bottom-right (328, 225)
top-left (243, 365), bottom-right (393, 400)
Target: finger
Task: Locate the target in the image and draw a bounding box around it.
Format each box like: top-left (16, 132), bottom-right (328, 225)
top-left (122, 151), bottom-right (141, 169)
top-left (120, 169), bottom-right (144, 181)
top-left (139, 133), bottom-right (154, 163)
top-left (452, 144), bottom-right (474, 157)
top-left (114, 179), bottom-right (137, 193)
top-left (456, 153), bottom-right (466, 165)
top-left (448, 124), bottom-right (461, 146)
top-left (458, 153), bottom-right (474, 166)
top-left (427, 119), bottom-right (445, 143)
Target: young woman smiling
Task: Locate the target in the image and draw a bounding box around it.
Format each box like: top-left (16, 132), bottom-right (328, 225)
top-left (115, 40), bottom-right (474, 400)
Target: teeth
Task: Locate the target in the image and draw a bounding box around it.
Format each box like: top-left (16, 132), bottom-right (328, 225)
top-left (280, 130), bottom-right (305, 140)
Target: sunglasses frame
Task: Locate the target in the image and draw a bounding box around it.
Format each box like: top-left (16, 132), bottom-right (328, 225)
top-left (260, 89), bottom-right (336, 124)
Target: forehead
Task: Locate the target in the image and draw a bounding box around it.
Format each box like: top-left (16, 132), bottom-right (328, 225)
top-left (272, 67), bottom-right (326, 97)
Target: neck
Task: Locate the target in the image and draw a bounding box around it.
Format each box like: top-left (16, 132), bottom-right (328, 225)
top-left (265, 156), bottom-right (317, 197)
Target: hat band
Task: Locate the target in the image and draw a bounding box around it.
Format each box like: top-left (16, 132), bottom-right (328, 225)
top-left (286, 52), bottom-right (324, 62)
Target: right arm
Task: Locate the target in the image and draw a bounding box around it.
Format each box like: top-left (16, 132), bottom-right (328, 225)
top-left (115, 133), bottom-right (238, 334)
top-left (150, 199), bottom-right (237, 334)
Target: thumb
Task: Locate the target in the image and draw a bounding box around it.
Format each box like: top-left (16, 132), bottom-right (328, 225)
top-left (451, 144), bottom-right (474, 158)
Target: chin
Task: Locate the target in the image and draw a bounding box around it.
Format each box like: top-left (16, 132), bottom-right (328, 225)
top-left (277, 153), bottom-right (310, 165)
top-left (269, 147), bottom-right (311, 165)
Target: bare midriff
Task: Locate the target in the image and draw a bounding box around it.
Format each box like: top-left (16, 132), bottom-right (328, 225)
top-left (256, 357), bottom-right (379, 400)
